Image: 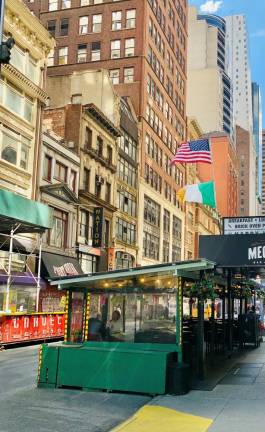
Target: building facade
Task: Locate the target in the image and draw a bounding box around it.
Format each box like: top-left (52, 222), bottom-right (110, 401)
top-left (187, 7), bottom-right (233, 138)
top-left (262, 130), bottom-right (265, 216)
top-left (0, 0), bottom-right (54, 199)
top-left (252, 82), bottom-right (262, 206)
top-left (115, 97), bottom-right (139, 269)
top-left (44, 70), bottom-right (121, 272)
top-left (26, 0), bottom-right (188, 266)
top-left (225, 14), bottom-right (257, 215)
top-left (198, 132), bottom-right (238, 217)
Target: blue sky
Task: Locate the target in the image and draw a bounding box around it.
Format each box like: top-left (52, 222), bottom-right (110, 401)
top-left (189, 0), bottom-right (265, 127)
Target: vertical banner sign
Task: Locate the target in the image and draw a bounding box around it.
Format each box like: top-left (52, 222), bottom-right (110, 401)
top-left (108, 247), bottom-right (115, 271)
top-left (176, 277), bottom-right (183, 363)
top-left (84, 293), bottom-right (91, 342)
top-left (92, 207), bottom-right (104, 248)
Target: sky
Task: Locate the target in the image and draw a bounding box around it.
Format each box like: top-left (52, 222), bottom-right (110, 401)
top-left (189, 0), bottom-right (265, 128)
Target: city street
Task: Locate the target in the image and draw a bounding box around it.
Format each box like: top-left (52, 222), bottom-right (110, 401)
top-left (0, 345), bottom-right (150, 432)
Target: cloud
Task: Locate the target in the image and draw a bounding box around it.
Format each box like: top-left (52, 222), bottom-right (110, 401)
top-left (200, 1), bottom-right (223, 13)
top-left (250, 29), bottom-right (265, 38)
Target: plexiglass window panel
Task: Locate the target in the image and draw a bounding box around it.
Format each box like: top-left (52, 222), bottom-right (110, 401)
top-left (86, 293), bottom-right (176, 344)
top-left (69, 292), bottom-right (84, 343)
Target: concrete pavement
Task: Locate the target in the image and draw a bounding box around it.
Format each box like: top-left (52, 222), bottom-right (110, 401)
top-left (112, 343), bottom-right (265, 432)
top-left (0, 345), bottom-right (150, 432)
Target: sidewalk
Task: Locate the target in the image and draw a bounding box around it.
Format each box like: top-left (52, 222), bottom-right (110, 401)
top-left (111, 342), bottom-right (265, 432)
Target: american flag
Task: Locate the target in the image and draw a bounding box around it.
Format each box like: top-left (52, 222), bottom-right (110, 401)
top-left (170, 139), bottom-right (212, 164)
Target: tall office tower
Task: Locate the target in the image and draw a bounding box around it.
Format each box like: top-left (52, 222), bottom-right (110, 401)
top-left (252, 82), bottom-right (262, 207)
top-left (26, 0), bottom-right (188, 266)
top-left (262, 130), bottom-right (265, 216)
top-left (225, 14), bottom-right (257, 215)
top-left (187, 7), bottom-right (233, 139)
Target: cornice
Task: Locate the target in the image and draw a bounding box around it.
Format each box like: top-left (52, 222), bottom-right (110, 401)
top-left (3, 64), bottom-right (48, 103)
top-left (5, 0), bottom-right (55, 56)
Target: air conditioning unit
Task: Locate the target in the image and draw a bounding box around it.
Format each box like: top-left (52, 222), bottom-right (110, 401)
top-left (96, 175), bottom-right (104, 185)
top-left (123, 253), bottom-right (130, 260)
top-left (68, 141), bottom-right (75, 148)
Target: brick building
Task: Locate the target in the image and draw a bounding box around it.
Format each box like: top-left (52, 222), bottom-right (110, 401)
top-left (198, 132), bottom-right (238, 217)
top-left (27, 0), bottom-right (188, 265)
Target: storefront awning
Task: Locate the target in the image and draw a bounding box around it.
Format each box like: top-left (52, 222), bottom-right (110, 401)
top-left (41, 252), bottom-right (84, 280)
top-left (49, 259), bottom-right (215, 290)
top-left (0, 189), bottom-right (52, 234)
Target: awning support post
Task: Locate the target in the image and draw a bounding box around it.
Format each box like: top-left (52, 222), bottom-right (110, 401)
top-left (197, 270), bottom-right (205, 380)
top-left (227, 269), bottom-right (233, 355)
top-left (5, 227), bottom-right (14, 312)
top-left (36, 234), bottom-right (42, 312)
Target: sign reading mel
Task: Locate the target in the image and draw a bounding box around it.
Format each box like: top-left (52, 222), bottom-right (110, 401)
top-left (200, 234), bottom-right (265, 267)
top-left (223, 217), bottom-right (265, 235)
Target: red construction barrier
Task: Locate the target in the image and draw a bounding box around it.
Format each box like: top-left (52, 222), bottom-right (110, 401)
top-left (0, 313), bottom-right (65, 344)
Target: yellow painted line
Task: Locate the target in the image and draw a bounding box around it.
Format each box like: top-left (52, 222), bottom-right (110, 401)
top-left (111, 405), bottom-right (213, 432)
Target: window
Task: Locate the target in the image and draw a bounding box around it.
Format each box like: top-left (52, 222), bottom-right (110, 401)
top-left (119, 132), bottom-right (137, 160)
top-left (48, 0), bottom-right (58, 11)
top-left (124, 67), bottom-right (134, 83)
top-left (143, 231), bottom-right (159, 260)
top-left (47, 49), bottom-right (54, 66)
top-left (69, 170), bottom-right (77, 192)
top-left (58, 47), bottom-right (68, 65)
top-left (107, 145), bottom-right (113, 164)
top-left (79, 210), bottom-right (89, 240)
top-left (105, 182), bottom-right (111, 203)
top-left (91, 41), bottom-right (101, 61)
top-left (0, 126), bottom-right (30, 170)
top-left (60, 18), bottom-right (69, 36)
top-left (49, 209), bottom-right (68, 248)
top-left (112, 11), bottom-right (122, 30)
top-left (54, 161), bottom-right (67, 182)
top-left (47, 20), bottom-right (56, 36)
top-left (144, 196), bottom-right (160, 227)
top-left (80, 254), bottom-right (97, 273)
top-left (163, 240), bottom-right (169, 262)
top-left (92, 14), bottom-right (102, 32)
top-left (125, 38), bottom-right (135, 57)
top-left (85, 127), bottom-right (92, 149)
top-left (77, 44), bottom-right (87, 63)
top-left (43, 154), bottom-right (52, 181)
top-left (109, 69), bottom-right (119, 84)
top-left (115, 251), bottom-right (134, 269)
top-left (96, 136), bottom-right (103, 156)
top-left (118, 155), bottom-right (136, 187)
top-left (62, 0), bottom-right (71, 8)
top-left (79, 16), bottom-right (88, 34)
top-left (116, 218), bottom-right (136, 245)
top-left (126, 9), bottom-right (136, 28)
top-left (163, 209), bottom-right (170, 233)
top-left (82, 168), bottom-right (90, 191)
top-left (111, 40), bottom-right (121, 59)
top-left (117, 189), bottom-right (136, 217)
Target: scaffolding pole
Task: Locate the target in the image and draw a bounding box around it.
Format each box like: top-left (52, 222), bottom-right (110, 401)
top-left (36, 234), bottom-right (42, 312)
top-left (5, 227), bottom-right (14, 312)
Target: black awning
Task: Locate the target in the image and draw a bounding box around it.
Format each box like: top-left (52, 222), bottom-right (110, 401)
top-left (41, 252), bottom-right (84, 279)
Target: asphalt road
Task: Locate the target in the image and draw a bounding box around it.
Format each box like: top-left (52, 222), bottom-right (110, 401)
top-left (0, 345), bottom-right (150, 432)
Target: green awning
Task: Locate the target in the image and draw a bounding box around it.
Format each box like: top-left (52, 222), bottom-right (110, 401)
top-left (0, 189), bottom-right (53, 233)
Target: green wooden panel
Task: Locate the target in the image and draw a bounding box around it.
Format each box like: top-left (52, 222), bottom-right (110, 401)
top-left (38, 344), bottom-right (59, 386)
top-left (57, 345), bottom-right (169, 394)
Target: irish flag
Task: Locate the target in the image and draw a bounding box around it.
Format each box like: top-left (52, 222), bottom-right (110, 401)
top-left (177, 181), bottom-right (216, 208)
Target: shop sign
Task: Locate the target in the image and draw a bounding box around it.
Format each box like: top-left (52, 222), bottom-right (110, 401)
top-left (0, 313), bottom-right (64, 344)
top-left (92, 207), bottom-right (104, 248)
top-left (200, 234), bottom-right (265, 267)
top-left (108, 247), bottom-right (115, 271)
top-left (223, 217), bottom-right (265, 235)
top-left (41, 252), bottom-right (83, 279)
